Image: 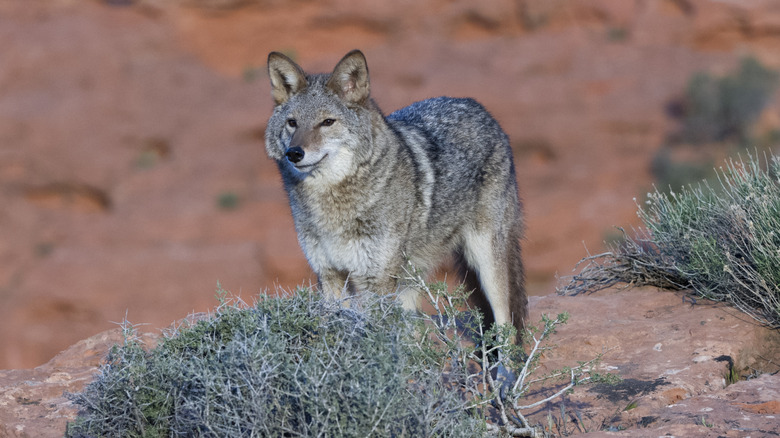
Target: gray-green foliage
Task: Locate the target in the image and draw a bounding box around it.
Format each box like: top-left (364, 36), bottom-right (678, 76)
top-left (652, 57), bottom-right (779, 193)
top-left (67, 277), bottom-right (615, 437)
top-left (559, 152), bottom-right (780, 328)
top-left (676, 56), bottom-right (778, 145)
top-left (403, 270), bottom-right (617, 437)
top-left (66, 289), bottom-right (485, 438)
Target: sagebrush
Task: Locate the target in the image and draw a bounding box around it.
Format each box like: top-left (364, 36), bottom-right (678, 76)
top-left (673, 56), bottom-right (778, 145)
top-left (67, 280), bottom-right (613, 437)
top-left (66, 289), bottom-right (484, 437)
top-left (653, 56), bottom-right (778, 193)
top-left (559, 152), bottom-right (780, 328)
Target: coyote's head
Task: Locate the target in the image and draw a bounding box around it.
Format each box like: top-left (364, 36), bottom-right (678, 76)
top-left (265, 50), bottom-right (376, 184)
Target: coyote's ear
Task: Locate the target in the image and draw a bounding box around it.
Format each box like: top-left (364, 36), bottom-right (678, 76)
top-left (267, 52), bottom-right (307, 106)
top-left (327, 50), bottom-right (370, 105)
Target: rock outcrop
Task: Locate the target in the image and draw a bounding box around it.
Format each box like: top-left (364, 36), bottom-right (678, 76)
top-left (0, 329), bottom-right (145, 438)
top-left (530, 287), bottom-right (780, 436)
top-left (2, 1), bottom-right (780, 434)
top-left (4, 0), bottom-right (780, 370)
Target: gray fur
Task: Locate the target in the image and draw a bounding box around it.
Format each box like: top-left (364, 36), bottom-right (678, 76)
top-left (265, 50), bottom-right (527, 338)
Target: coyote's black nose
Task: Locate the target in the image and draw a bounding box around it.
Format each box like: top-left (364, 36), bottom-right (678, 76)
top-left (285, 147), bottom-right (305, 163)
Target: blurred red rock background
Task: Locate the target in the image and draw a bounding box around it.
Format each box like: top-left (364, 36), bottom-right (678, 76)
top-left (2, 0), bottom-right (779, 369)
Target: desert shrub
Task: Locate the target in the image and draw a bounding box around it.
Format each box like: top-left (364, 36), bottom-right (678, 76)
top-left (673, 56), bottom-right (778, 145)
top-left (66, 289), bottom-right (486, 437)
top-left (559, 152), bottom-right (780, 328)
top-left (67, 279), bottom-right (614, 437)
top-left (653, 56), bottom-right (779, 193)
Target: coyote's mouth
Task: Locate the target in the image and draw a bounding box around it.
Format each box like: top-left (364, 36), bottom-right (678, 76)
top-left (294, 153), bottom-right (328, 172)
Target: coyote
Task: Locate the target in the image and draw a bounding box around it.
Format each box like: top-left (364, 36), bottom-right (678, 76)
top-left (265, 50), bottom-right (527, 339)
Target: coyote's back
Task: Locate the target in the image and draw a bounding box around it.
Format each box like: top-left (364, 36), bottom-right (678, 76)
top-left (265, 50), bottom-right (527, 339)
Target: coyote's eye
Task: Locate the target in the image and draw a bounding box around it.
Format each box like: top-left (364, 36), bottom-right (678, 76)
top-left (287, 119), bottom-right (297, 128)
top-left (321, 118), bottom-right (336, 127)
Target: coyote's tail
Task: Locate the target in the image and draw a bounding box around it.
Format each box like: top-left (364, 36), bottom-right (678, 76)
top-left (458, 222), bottom-right (527, 344)
top-left (506, 222), bottom-right (527, 344)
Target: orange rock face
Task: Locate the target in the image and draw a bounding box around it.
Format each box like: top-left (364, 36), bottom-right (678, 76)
top-left (1, 0), bottom-right (780, 372)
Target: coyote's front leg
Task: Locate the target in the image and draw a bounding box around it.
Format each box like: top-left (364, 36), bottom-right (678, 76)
top-left (317, 269), bottom-right (350, 300)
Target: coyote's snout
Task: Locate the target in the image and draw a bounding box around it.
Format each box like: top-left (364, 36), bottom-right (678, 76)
top-left (265, 50), bottom-right (527, 340)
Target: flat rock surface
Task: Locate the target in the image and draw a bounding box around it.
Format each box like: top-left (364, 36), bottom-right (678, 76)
top-left (526, 287), bottom-right (780, 436)
top-left (0, 329), bottom-right (157, 438)
top-left (1, 287), bottom-right (778, 437)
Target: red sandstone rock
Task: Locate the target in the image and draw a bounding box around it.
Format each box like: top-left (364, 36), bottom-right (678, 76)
top-left (2, 2), bottom-right (780, 436)
top-left (0, 329), bottom-right (158, 438)
top-left (527, 287), bottom-right (780, 436)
